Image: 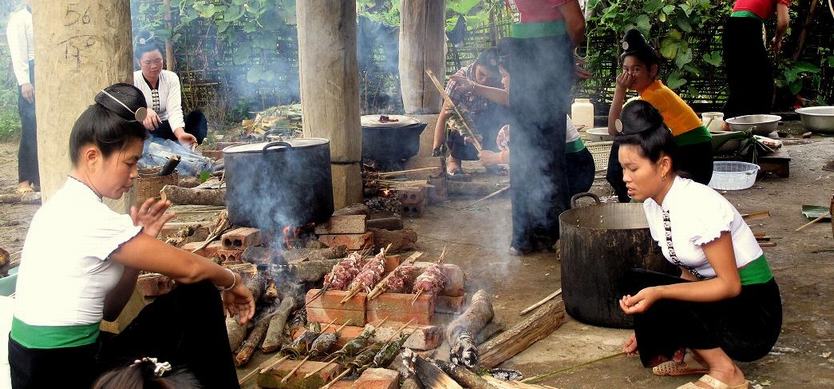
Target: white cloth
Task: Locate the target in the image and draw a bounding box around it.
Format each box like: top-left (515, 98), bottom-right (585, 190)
top-left (643, 176), bottom-right (763, 278)
top-left (566, 115), bottom-right (580, 143)
top-left (133, 69), bottom-right (186, 130)
top-left (6, 7), bottom-right (34, 86)
top-left (14, 179), bottom-right (141, 326)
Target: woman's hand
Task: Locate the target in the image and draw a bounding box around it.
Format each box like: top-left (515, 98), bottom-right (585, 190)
top-left (130, 198), bottom-right (175, 238)
top-left (616, 71), bottom-right (635, 90)
top-left (222, 276), bottom-right (255, 325)
top-left (619, 286), bottom-right (662, 315)
top-left (173, 128), bottom-right (198, 150)
top-left (143, 108), bottom-right (161, 130)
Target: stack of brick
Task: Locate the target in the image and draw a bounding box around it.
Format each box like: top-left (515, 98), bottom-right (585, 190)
top-left (316, 214), bottom-right (373, 251)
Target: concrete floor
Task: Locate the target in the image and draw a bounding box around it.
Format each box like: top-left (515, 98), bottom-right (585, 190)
top-left (2, 136), bottom-right (834, 388)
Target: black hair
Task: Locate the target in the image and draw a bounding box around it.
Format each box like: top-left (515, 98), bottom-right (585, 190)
top-left (474, 47), bottom-right (500, 76)
top-left (93, 361), bottom-right (200, 389)
top-left (619, 29), bottom-right (662, 70)
top-left (69, 83), bottom-right (148, 165)
top-left (614, 100), bottom-right (678, 172)
top-left (135, 37), bottom-right (165, 61)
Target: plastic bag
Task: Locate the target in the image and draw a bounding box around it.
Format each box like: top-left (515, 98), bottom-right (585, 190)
top-left (138, 137), bottom-right (213, 177)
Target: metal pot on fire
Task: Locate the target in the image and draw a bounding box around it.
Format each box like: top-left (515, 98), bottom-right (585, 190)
top-left (223, 139), bottom-right (334, 230)
top-left (559, 193), bottom-right (678, 328)
top-left (361, 115), bottom-right (427, 164)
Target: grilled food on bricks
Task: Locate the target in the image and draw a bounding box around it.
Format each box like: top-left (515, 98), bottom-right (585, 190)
top-left (411, 260), bottom-right (448, 304)
top-left (280, 321), bottom-right (350, 383)
top-left (306, 252), bottom-right (366, 304)
top-left (303, 318), bottom-right (390, 379)
top-left (340, 248), bottom-right (387, 303)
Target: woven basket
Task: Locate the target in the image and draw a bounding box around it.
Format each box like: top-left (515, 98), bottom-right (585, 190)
top-left (136, 172), bottom-right (178, 206)
top-left (586, 141), bottom-right (613, 172)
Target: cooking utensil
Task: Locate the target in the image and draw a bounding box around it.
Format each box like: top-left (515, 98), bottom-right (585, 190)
top-left (795, 106), bottom-right (834, 134)
top-left (361, 115), bottom-right (427, 163)
top-left (585, 127), bottom-right (613, 141)
top-left (725, 114), bottom-right (781, 135)
top-left (559, 192), bottom-right (677, 328)
top-left (223, 139), bottom-right (334, 229)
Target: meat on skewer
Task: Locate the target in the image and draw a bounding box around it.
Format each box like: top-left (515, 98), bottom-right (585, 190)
top-left (306, 252), bottom-right (366, 305)
top-left (280, 320), bottom-right (350, 383)
top-left (303, 317), bottom-right (390, 379)
top-left (411, 262), bottom-right (448, 304)
top-left (340, 248), bottom-right (386, 303)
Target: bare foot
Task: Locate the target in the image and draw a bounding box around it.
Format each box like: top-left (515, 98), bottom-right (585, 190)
top-left (623, 333), bottom-right (638, 356)
top-left (446, 157), bottom-right (462, 175)
top-left (16, 181), bottom-right (34, 195)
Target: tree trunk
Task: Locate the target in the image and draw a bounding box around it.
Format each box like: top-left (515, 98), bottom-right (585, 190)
top-left (160, 185), bottom-right (225, 206)
top-left (446, 290), bottom-right (494, 368)
top-left (261, 297), bottom-right (297, 353)
top-left (399, 0), bottom-right (445, 114)
top-left (296, 1), bottom-right (362, 209)
top-left (32, 0), bottom-right (134, 211)
top-left (478, 298), bottom-right (567, 368)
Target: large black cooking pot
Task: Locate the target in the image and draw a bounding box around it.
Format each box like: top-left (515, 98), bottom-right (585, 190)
top-left (223, 139), bottom-right (334, 230)
top-left (559, 193), bottom-right (677, 328)
top-left (361, 115), bottom-right (427, 163)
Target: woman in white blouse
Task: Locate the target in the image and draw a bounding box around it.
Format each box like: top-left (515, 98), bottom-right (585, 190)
top-left (133, 38), bottom-right (207, 149)
top-left (615, 101), bottom-right (781, 389)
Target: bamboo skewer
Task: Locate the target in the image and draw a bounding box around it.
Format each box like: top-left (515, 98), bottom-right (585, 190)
top-left (465, 185), bottom-right (510, 209)
top-left (321, 367), bottom-right (353, 389)
top-left (367, 252), bottom-right (424, 300)
top-left (377, 167), bottom-right (440, 178)
top-left (256, 318), bottom-right (338, 379)
top-left (280, 319), bottom-right (352, 382)
top-left (340, 246), bottom-right (391, 304)
top-left (741, 210), bottom-right (771, 221)
top-left (520, 289), bottom-right (562, 315)
top-left (795, 213), bottom-right (831, 232)
top-left (425, 69), bottom-right (483, 152)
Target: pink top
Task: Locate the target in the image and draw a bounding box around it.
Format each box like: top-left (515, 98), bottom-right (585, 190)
top-left (733, 0), bottom-right (790, 20)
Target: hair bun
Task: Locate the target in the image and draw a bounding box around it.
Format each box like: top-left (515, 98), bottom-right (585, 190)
top-left (620, 100), bottom-right (665, 135)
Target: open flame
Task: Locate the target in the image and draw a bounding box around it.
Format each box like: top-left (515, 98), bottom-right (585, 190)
top-left (281, 225), bottom-right (301, 249)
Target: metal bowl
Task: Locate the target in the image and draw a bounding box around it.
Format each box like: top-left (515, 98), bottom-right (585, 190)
top-left (586, 127), bottom-right (613, 141)
top-left (725, 114), bottom-right (781, 135)
top-left (795, 106), bottom-right (834, 134)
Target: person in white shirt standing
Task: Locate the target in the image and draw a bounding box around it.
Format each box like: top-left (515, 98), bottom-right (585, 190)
top-left (6, 0), bottom-right (38, 194)
top-left (132, 37), bottom-right (207, 149)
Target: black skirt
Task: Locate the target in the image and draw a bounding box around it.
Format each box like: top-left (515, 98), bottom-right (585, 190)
top-left (625, 269), bottom-right (782, 367)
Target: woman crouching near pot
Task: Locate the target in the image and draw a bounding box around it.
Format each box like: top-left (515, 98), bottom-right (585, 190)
top-left (9, 83), bottom-right (254, 389)
top-left (616, 100), bottom-right (781, 389)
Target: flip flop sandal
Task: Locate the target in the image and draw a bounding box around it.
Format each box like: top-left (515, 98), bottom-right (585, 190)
top-left (652, 360), bottom-right (709, 376)
top-left (676, 374), bottom-right (749, 389)
top-left (15, 186), bottom-right (34, 195)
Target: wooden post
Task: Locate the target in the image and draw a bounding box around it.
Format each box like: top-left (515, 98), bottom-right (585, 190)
top-left (399, 0), bottom-right (445, 114)
top-left (32, 0), bottom-right (135, 211)
top-left (296, 1), bottom-right (363, 209)
top-left (163, 0), bottom-right (175, 71)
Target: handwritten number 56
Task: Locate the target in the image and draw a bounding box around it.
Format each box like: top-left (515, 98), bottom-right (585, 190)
top-left (65, 3), bottom-right (91, 26)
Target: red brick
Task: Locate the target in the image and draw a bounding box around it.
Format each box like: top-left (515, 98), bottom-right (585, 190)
top-left (397, 187), bottom-right (427, 205)
top-left (257, 359), bottom-right (344, 389)
top-left (306, 308), bottom-right (365, 328)
top-left (371, 324), bottom-right (442, 351)
top-left (136, 273), bottom-right (175, 297)
top-left (435, 295), bottom-right (465, 314)
top-left (319, 232), bottom-right (374, 251)
top-left (315, 215), bottom-right (367, 235)
top-left (383, 255), bottom-right (402, 273)
top-left (181, 240), bottom-right (223, 258)
top-left (352, 368), bottom-right (399, 389)
top-left (413, 262), bottom-right (465, 297)
top-left (367, 292), bottom-right (434, 325)
top-left (221, 227), bottom-right (261, 249)
top-left (305, 289), bottom-right (366, 326)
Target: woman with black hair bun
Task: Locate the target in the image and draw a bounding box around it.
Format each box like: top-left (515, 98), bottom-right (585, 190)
top-left (133, 37), bottom-right (207, 149)
top-left (93, 357), bottom-right (199, 389)
top-left (616, 101), bottom-right (781, 389)
top-left (431, 48), bottom-right (509, 175)
top-left (606, 29), bottom-right (713, 203)
top-left (9, 83), bottom-right (254, 389)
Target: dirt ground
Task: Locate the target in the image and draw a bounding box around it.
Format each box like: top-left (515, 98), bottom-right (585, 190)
top-left (1, 133), bottom-right (833, 388)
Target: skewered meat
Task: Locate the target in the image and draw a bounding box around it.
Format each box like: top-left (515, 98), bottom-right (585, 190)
top-left (309, 332), bottom-right (338, 357)
top-left (351, 343), bottom-right (384, 369)
top-left (322, 252), bottom-right (365, 291)
top-left (281, 323), bottom-right (321, 357)
top-left (412, 264), bottom-right (448, 294)
top-left (347, 252), bottom-right (385, 294)
top-left (382, 265), bottom-right (417, 293)
top-left (372, 333), bottom-right (410, 368)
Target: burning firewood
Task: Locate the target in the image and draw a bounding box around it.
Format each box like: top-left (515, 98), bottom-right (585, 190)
top-left (282, 246), bottom-right (348, 263)
top-left (367, 251), bottom-right (423, 300)
top-left (260, 297), bottom-right (297, 353)
top-left (446, 290), bottom-right (494, 369)
top-left (340, 247), bottom-right (388, 303)
top-left (411, 248), bottom-right (448, 304)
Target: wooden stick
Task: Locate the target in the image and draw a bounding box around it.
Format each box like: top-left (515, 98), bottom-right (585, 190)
top-left (321, 367), bottom-right (353, 389)
top-left (377, 167), bottom-right (440, 178)
top-left (280, 355), bottom-right (311, 383)
top-left (367, 252), bottom-right (424, 300)
top-left (466, 185), bottom-right (510, 209)
top-left (425, 69), bottom-right (483, 152)
top-left (340, 247), bottom-right (391, 304)
top-left (382, 318), bottom-right (416, 343)
top-left (244, 354), bottom-right (291, 384)
top-left (741, 210), bottom-right (770, 221)
top-left (795, 213), bottom-right (830, 232)
top-left (520, 289), bottom-right (562, 316)
top-left (520, 351), bottom-right (626, 383)
top-left (303, 356), bottom-right (339, 379)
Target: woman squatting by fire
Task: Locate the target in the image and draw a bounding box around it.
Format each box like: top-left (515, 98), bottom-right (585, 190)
top-left (8, 83), bottom-right (254, 389)
top-left (616, 101), bottom-right (782, 389)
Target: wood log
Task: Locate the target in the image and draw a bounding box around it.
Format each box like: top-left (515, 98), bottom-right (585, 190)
top-left (475, 322), bottom-right (506, 345)
top-left (369, 228), bottom-right (418, 254)
top-left (401, 375), bottom-right (424, 389)
top-left (399, 0), bottom-right (445, 114)
top-left (434, 359), bottom-right (500, 389)
top-left (333, 203), bottom-right (370, 216)
top-left (283, 246), bottom-right (348, 263)
top-left (160, 185), bottom-right (225, 206)
top-left (178, 176), bottom-right (201, 188)
top-left (290, 259), bottom-right (342, 282)
top-left (260, 297), bottom-right (296, 352)
top-left (478, 298), bottom-right (567, 368)
top-left (235, 310), bottom-right (276, 366)
top-left (447, 290), bottom-right (493, 369)
top-left (414, 355), bottom-right (463, 389)
top-left (226, 317), bottom-right (248, 351)
top-left (367, 216), bottom-right (404, 230)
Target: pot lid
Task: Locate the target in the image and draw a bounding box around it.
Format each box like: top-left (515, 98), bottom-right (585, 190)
top-left (361, 114), bottom-right (421, 128)
top-left (222, 138), bottom-right (329, 153)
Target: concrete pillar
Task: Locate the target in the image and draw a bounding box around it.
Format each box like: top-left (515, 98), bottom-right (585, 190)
top-left (398, 0), bottom-right (445, 156)
top-left (296, 0), bottom-right (363, 209)
top-left (32, 0), bottom-right (135, 211)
